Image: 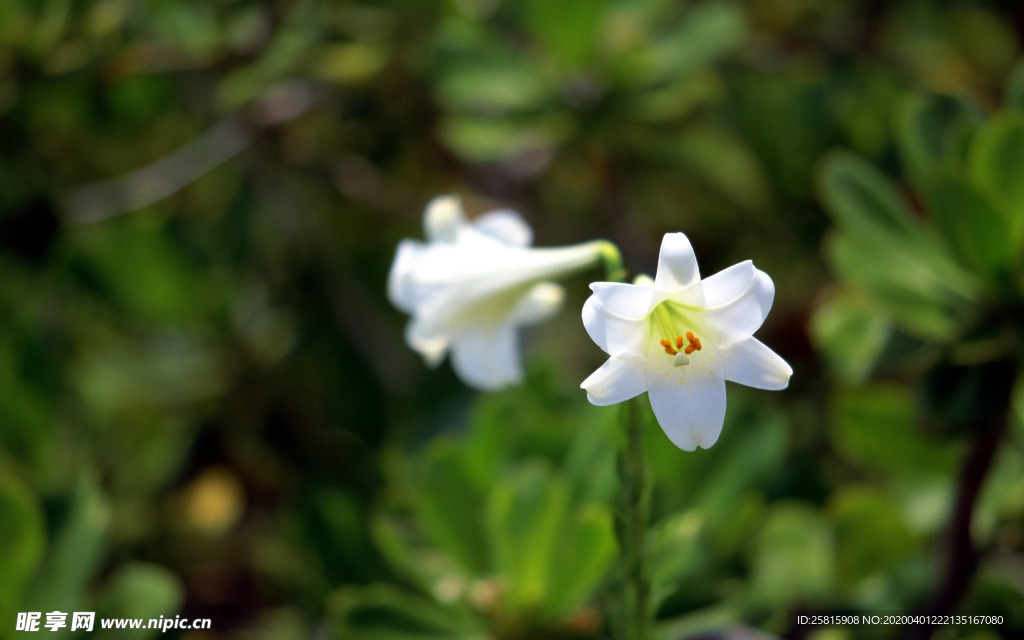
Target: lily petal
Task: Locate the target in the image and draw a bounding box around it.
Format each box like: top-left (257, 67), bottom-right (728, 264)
top-left (703, 270), bottom-right (775, 343)
top-left (510, 282), bottom-right (564, 326)
top-left (647, 372), bottom-right (727, 451)
top-left (581, 355), bottom-right (647, 406)
top-left (588, 282), bottom-right (653, 319)
top-left (451, 326), bottom-right (521, 390)
top-left (654, 233), bottom-right (700, 292)
top-left (720, 337), bottom-right (792, 390)
top-left (699, 260), bottom-right (755, 308)
top-left (424, 195), bottom-right (465, 243)
top-left (472, 209), bottom-right (533, 247)
top-left (405, 318), bottom-right (449, 367)
top-left (387, 240), bottom-right (426, 313)
top-left (582, 294), bottom-right (647, 355)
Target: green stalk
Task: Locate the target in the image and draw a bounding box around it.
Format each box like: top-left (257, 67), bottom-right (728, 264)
top-left (619, 399), bottom-right (651, 640)
top-left (599, 241), bottom-right (627, 283)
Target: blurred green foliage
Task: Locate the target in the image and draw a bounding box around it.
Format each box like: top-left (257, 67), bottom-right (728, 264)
top-left (1, 0), bottom-right (1023, 639)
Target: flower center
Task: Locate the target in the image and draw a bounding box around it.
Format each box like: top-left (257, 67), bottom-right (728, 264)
top-left (659, 331), bottom-right (702, 367)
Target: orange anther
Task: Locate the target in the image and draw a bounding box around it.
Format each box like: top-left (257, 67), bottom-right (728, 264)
top-left (685, 331), bottom-right (695, 342)
top-left (675, 335), bottom-right (684, 349)
top-left (660, 339), bottom-right (672, 348)
top-left (693, 338), bottom-right (702, 351)
top-left (684, 345), bottom-right (696, 355)
top-left (664, 346), bottom-right (678, 355)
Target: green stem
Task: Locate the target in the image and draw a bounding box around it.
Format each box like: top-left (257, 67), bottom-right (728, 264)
top-left (619, 399), bottom-right (650, 640)
top-left (599, 241), bottom-right (627, 283)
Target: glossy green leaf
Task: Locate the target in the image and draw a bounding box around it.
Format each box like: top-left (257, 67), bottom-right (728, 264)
top-left (26, 476), bottom-right (110, 613)
top-left (926, 173), bottom-right (1012, 284)
top-left (646, 511), bottom-right (705, 610)
top-left (94, 563), bottom-right (184, 640)
top-left (819, 151), bottom-right (981, 334)
top-left (560, 413), bottom-right (618, 506)
top-left (1004, 58), bottom-right (1024, 108)
top-left (832, 385), bottom-right (958, 478)
top-left (435, 61), bottom-right (549, 114)
top-left (810, 293), bottom-right (892, 384)
top-left (438, 114), bottom-right (572, 162)
top-left (485, 462), bottom-right (568, 613)
top-left (820, 151), bottom-right (918, 235)
top-left (0, 470), bottom-right (46, 620)
top-left (693, 410), bottom-right (786, 524)
top-left (73, 216), bottom-right (219, 324)
top-left (630, 2), bottom-right (746, 85)
top-left (895, 93), bottom-right (980, 182)
top-left (829, 488), bottom-right (914, 592)
top-left (750, 503), bottom-right (834, 607)
top-left (828, 233), bottom-right (962, 340)
top-left (543, 505), bottom-right (616, 617)
top-left (969, 112), bottom-right (1024, 244)
top-left (329, 584), bottom-right (483, 640)
top-left (522, 0), bottom-right (608, 68)
top-left (412, 442), bottom-right (490, 575)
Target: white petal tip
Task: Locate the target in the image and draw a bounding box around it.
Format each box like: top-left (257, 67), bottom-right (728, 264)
top-left (424, 195), bottom-right (465, 242)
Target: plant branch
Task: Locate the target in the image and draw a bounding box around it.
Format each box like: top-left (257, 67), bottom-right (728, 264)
top-left (907, 361), bottom-right (1017, 639)
top-left (619, 399), bottom-right (651, 640)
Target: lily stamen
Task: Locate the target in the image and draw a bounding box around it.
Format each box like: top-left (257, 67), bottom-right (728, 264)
top-left (663, 332), bottom-right (702, 358)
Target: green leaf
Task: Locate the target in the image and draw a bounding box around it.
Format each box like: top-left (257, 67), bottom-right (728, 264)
top-left (215, 0), bottom-right (320, 109)
top-left (522, 0), bottom-right (608, 68)
top-left (543, 505), bottom-right (616, 618)
top-left (302, 489), bottom-right (380, 584)
top-left (435, 61), bottom-right (549, 114)
top-left (673, 124), bottom-right (772, 211)
top-left (438, 114), bottom-right (572, 162)
top-left (925, 173), bottom-right (1012, 284)
top-left (646, 511), bottom-right (705, 610)
top-left (26, 475), bottom-right (110, 614)
top-left (371, 510), bottom-right (450, 595)
top-left (968, 112), bottom-right (1024, 245)
top-left (832, 385), bottom-right (958, 479)
top-left (629, 1), bottom-right (746, 86)
top-left (810, 293), bottom-right (892, 384)
top-left (560, 413), bottom-right (618, 507)
top-left (329, 584), bottom-right (483, 640)
top-left (73, 336), bottom-right (228, 412)
top-left (73, 216), bottom-right (220, 324)
top-left (829, 488), bottom-right (915, 593)
top-left (820, 151), bottom-right (919, 235)
top-left (0, 470), bottom-right (46, 620)
top-left (485, 462), bottom-right (569, 613)
top-left (1004, 58), bottom-right (1024, 108)
top-left (819, 153), bottom-right (981, 337)
top-left (750, 503), bottom-right (834, 607)
top-left (827, 233), bottom-right (961, 340)
top-left (412, 442), bottom-right (490, 575)
top-left (94, 564), bottom-right (184, 640)
top-left (895, 93), bottom-right (981, 182)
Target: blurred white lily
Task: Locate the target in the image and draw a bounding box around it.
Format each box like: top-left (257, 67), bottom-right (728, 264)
top-left (389, 196), bottom-right (606, 390)
top-left (581, 233), bottom-right (792, 450)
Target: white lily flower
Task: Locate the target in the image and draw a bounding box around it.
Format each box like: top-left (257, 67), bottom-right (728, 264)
top-left (581, 233), bottom-right (792, 451)
top-left (389, 195), bottom-right (606, 390)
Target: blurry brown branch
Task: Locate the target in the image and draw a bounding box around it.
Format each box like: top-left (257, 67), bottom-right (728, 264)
top-left (62, 117), bottom-right (253, 224)
top-left (62, 80), bottom-right (322, 225)
top-left (907, 361), bottom-right (1018, 639)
